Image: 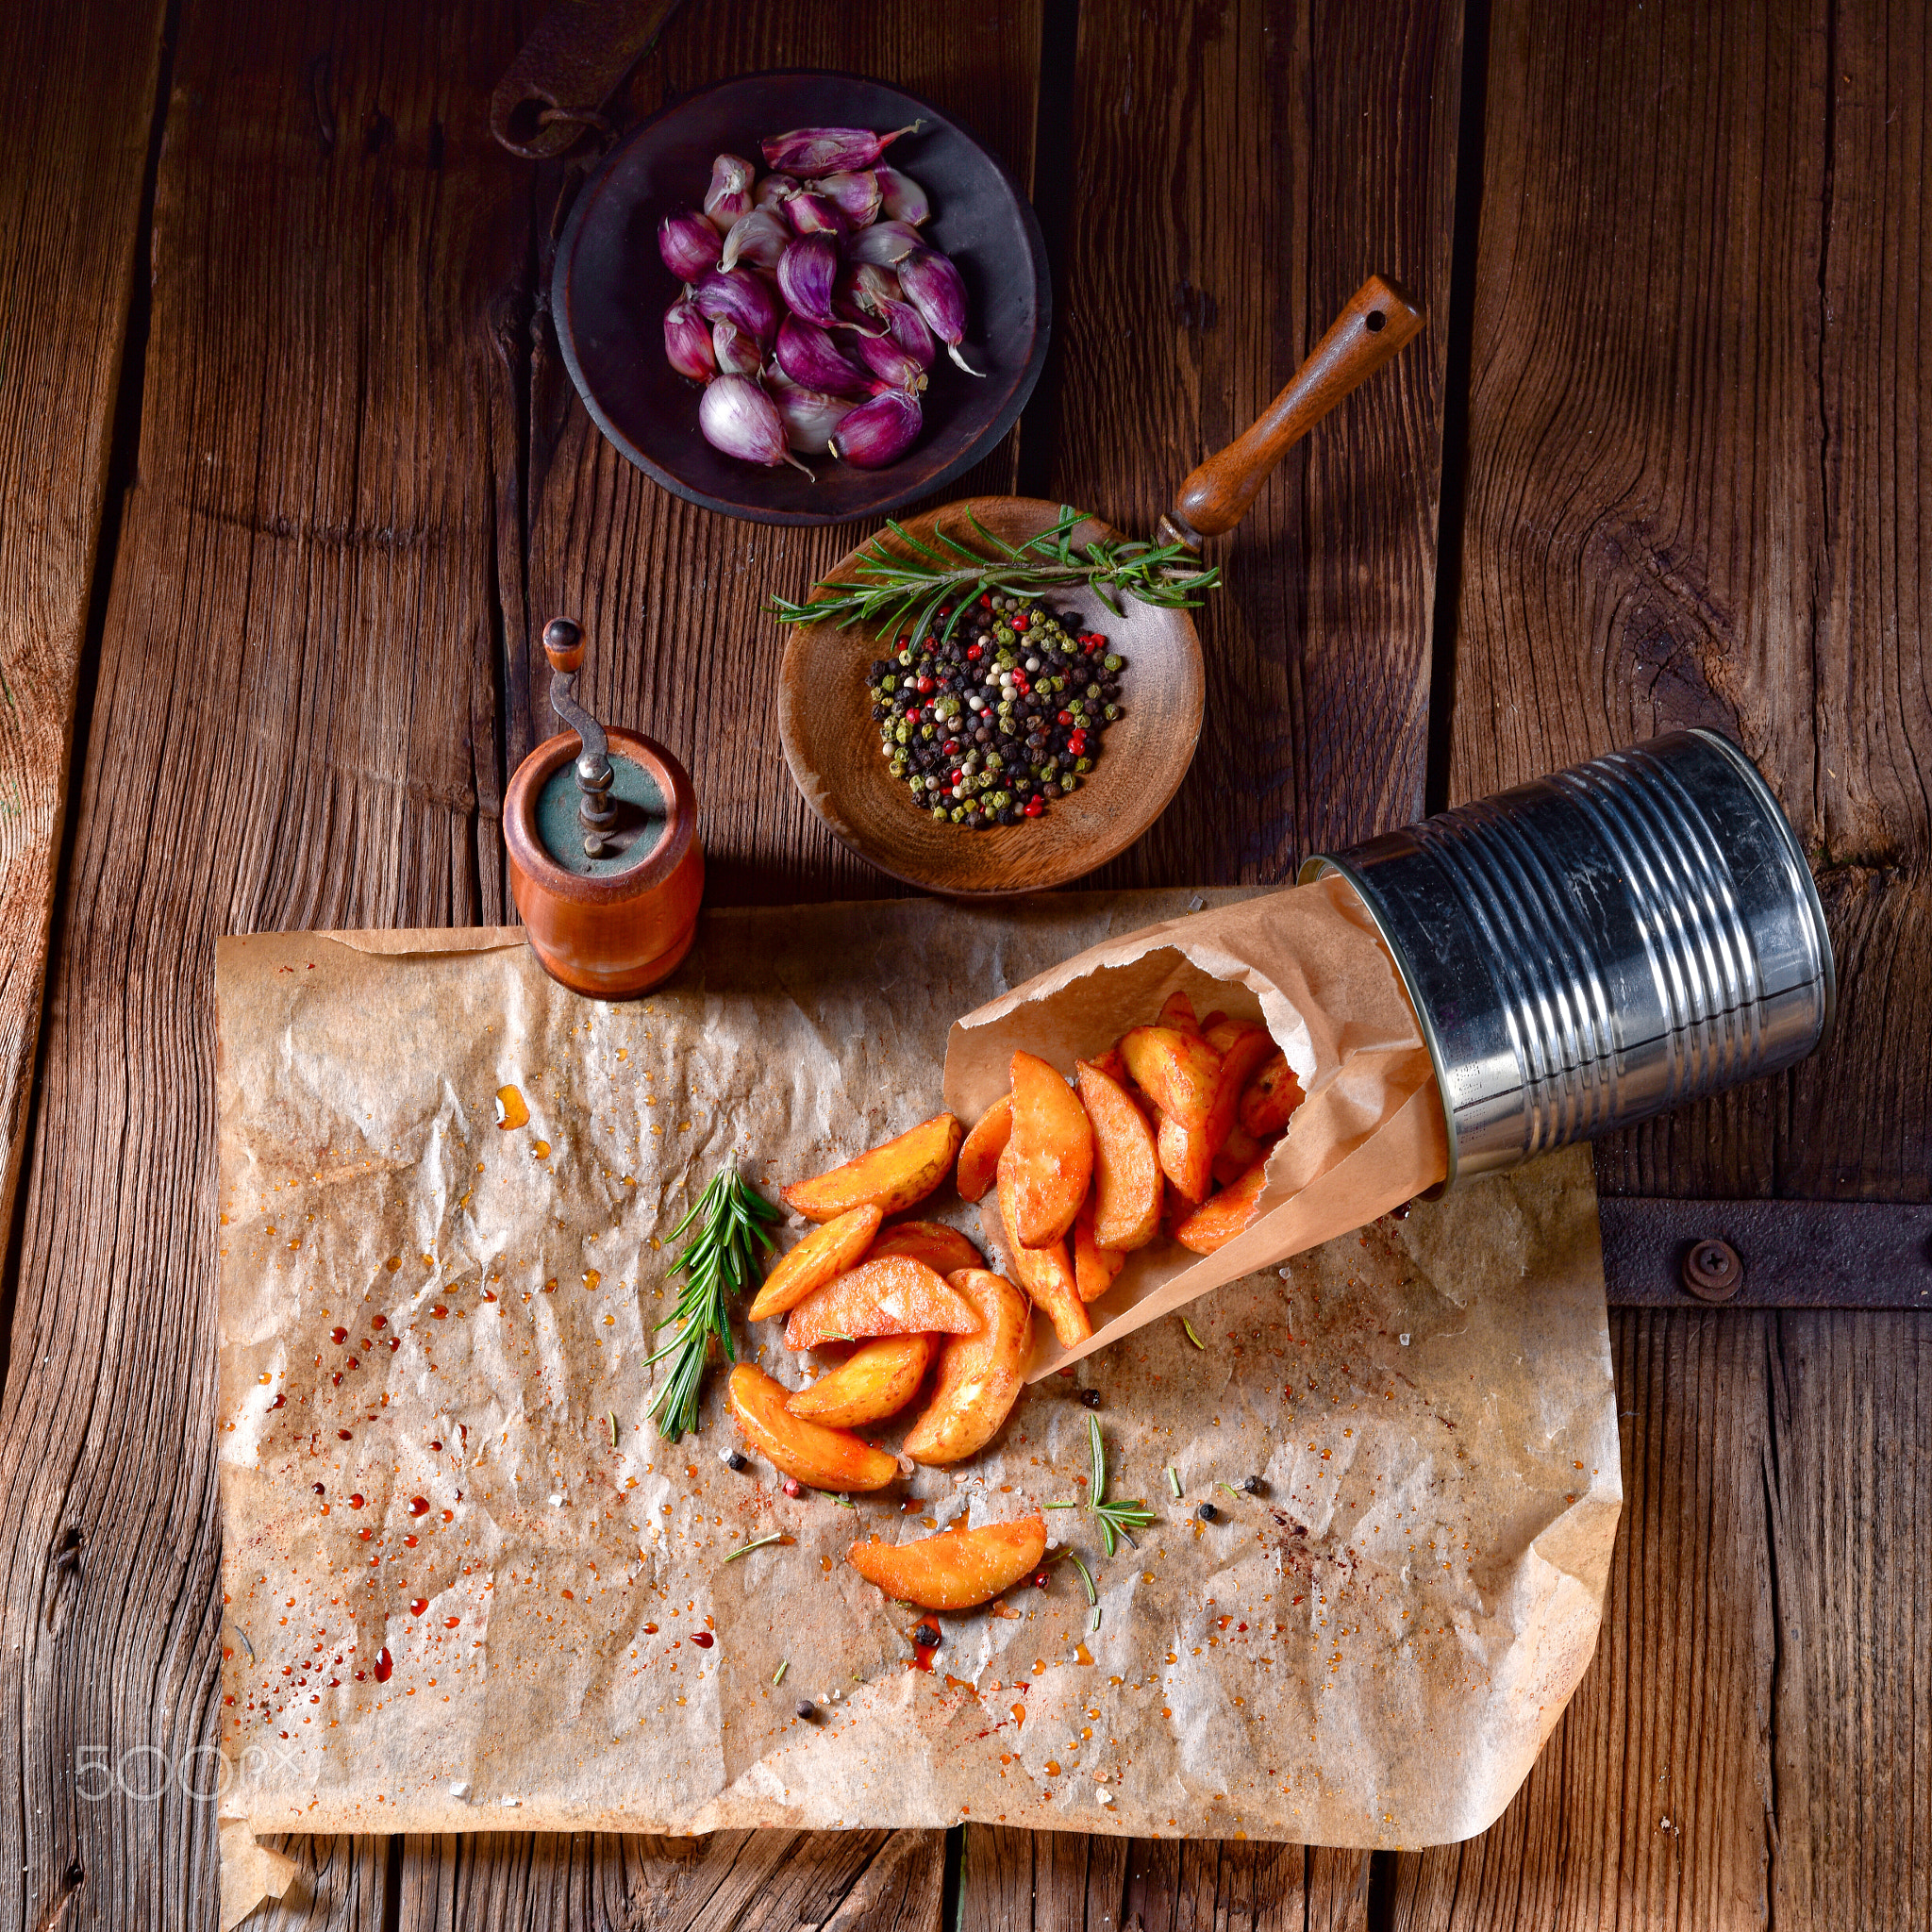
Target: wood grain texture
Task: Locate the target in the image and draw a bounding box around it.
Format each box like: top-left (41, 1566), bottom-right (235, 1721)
top-left (1415, 0), bottom-right (1932, 1925)
top-left (0, 4), bottom-right (524, 1927)
top-left (521, 0), bottom-right (1048, 912)
top-left (0, 0), bottom-right (167, 1288)
top-left (1052, 0), bottom-right (1463, 881)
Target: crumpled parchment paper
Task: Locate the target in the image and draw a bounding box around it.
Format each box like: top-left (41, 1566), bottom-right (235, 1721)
top-left (215, 891), bottom-right (1620, 1927)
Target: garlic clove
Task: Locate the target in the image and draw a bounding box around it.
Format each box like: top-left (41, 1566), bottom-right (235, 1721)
top-left (898, 248), bottom-right (983, 375)
top-left (662, 299), bottom-right (716, 383)
top-left (877, 297), bottom-right (938, 371)
top-left (720, 207), bottom-right (790, 274)
top-left (850, 263), bottom-right (904, 313)
top-left (691, 268), bottom-right (780, 347)
top-left (846, 220), bottom-right (924, 269)
top-left (874, 166), bottom-right (931, 226)
top-left (754, 172), bottom-right (800, 212)
top-left (698, 374), bottom-right (814, 476)
top-left (808, 170), bottom-right (883, 227)
top-left (710, 317), bottom-right (763, 378)
top-left (828, 388), bottom-right (922, 468)
top-left (774, 314), bottom-right (873, 401)
top-left (784, 191), bottom-right (848, 239)
top-left (658, 210), bottom-right (722, 281)
top-left (770, 381), bottom-right (855, 454)
top-left (702, 153), bottom-right (757, 230)
top-left (775, 234), bottom-right (841, 329)
top-left (759, 125), bottom-right (920, 176)
top-left (853, 326), bottom-right (927, 394)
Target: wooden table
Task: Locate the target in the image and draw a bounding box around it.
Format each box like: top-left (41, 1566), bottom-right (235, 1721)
top-left (0, 1), bottom-right (1924, 1927)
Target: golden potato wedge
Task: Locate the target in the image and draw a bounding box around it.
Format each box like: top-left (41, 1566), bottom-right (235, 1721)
top-left (784, 1255), bottom-right (982, 1350)
top-left (955, 1094), bottom-right (1012, 1204)
top-left (990, 1158), bottom-right (1091, 1349)
top-left (746, 1204), bottom-right (884, 1322)
top-left (1203, 1015), bottom-right (1265, 1056)
top-left (727, 1364), bottom-right (899, 1491)
top-left (1200, 1024), bottom-right (1282, 1162)
top-left (847, 1513), bottom-right (1048, 1610)
top-left (1157, 1111), bottom-right (1213, 1203)
top-left (1199, 1008), bottom-right (1228, 1034)
top-left (1238, 1052), bottom-right (1306, 1137)
top-left (868, 1219), bottom-right (985, 1275)
top-left (785, 1335), bottom-right (934, 1428)
top-left (1005, 1051), bottom-right (1094, 1248)
top-left (1174, 1154), bottom-right (1272, 1254)
top-left (1212, 1123), bottom-right (1268, 1187)
top-left (1073, 1202), bottom-right (1126, 1303)
top-left (903, 1270), bottom-right (1032, 1464)
top-left (1157, 990), bottom-right (1201, 1034)
top-left (782, 1114), bottom-right (964, 1223)
top-left (1119, 1024), bottom-right (1224, 1131)
top-left (1075, 1058), bottom-right (1162, 1250)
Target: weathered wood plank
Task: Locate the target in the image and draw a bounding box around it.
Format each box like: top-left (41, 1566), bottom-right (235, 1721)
top-left (0, 4), bottom-right (525, 1927)
top-left (1416, 0), bottom-right (1932, 1924)
top-left (1046, 0), bottom-right (1463, 884)
top-left (519, 0), bottom-right (1047, 912)
top-left (0, 0), bottom-right (167, 1307)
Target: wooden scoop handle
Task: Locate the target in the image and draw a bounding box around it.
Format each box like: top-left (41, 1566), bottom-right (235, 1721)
top-left (1158, 274), bottom-right (1424, 549)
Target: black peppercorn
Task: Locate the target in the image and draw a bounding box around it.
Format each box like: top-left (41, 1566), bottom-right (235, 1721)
top-left (912, 1622), bottom-right (941, 1649)
top-left (1196, 1502), bottom-right (1218, 1523)
top-left (795, 1699), bottom-right (816, 1720)
top-left (720, 1449), bottom-right (748, 1473)
top-left (1240, 1475), bottom-right (1263, 1495)
top-left (1078, 1388), bottom-right (1102, 1409)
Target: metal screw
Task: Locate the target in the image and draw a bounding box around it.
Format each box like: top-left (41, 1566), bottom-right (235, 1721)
top-left (1682, 1238), bottom-right (1744, 1303)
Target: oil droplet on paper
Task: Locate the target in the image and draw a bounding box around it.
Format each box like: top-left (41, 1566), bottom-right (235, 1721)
top-left (495, 1086), bottom-right (530, 1130)
top-left (583, 1270), bottom-right (600, 1291)
top-left (374, 1648), bottom-right (393, 1682)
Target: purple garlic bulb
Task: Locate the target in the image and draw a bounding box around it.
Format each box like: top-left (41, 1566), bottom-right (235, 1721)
top-left (775, 234), bottom-right (841, 328)
top-left (702, 154), bottom-right (757, 229)
top-left (719, 207), bottom-right (790, 273)
top-left (691, 267), bottom-right (780, 345)
top-left (874, 166), bottom-right (930, 225)
top-left (759, 124), bottom-right (919, 175)
top-left (659, 209), bottom-right (722, 281)
top-left (775, 314), bottom-right (873, 401)
top-left (845, 219), bottom-right (924, 269)
top-left (829, 388), bottom-right (923, 468)
top-left (662, 298), bottom-right (716, 382)
top-left (711, 317), bottom-right (763, 377)
top-left (897, 247), bottom-right (982, 374)
top-left (808, 170), bottom-right (882, 226)
top-left (698, 375), bottom-right (812, 475)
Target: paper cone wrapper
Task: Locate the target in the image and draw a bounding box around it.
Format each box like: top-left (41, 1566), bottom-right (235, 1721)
top-left (942, 874), bottom-right (1450, 1377)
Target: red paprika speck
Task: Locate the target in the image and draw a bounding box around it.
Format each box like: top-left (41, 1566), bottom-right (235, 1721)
top-left (348, 1494), bottom-right (365, 1509)
top-left (330, 1326), bottom-right (348, 1344)
top-left (374, 1649), bottom-right (392, 1683)
top-left (371, 1315), bottom-right (387, 1329)
top-left (270, 1393), bottom-right (286, 1409)
top-left (409, 1497), bottom-right (429, 1517)
top-left (409, 1598), bottom-right (428, 1616)
top-left (338, 1430), bottom-right (353, 1441)
top-left (642, 1623), bottom-right (658, 1634)
top-left (357, 1527), bottom-right (371, 1540)
top-left (441, 1510), bottom-right (454, 1523)
top-left (443, 1617), bottom-right (460, 1629)
top-left (346, 1357), bottom-right (358, 1370)
top-left (389, 1338), bottom-right (400, 1351)
top-left (404, 1535), bottom-right (419, 1548)
top-left (430, 1306), bottom-right (448, 1320)
top-left (331, 1374), bottom-right (343, 1387)
top-left (691, 1632), bottom-right (714, 1649)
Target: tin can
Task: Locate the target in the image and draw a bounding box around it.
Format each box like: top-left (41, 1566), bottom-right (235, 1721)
top-left (1301, 730), bottom-right (1834, 1188)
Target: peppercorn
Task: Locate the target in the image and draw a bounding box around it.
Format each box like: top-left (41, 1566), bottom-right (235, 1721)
top-left (1078, 1388), bottom-right (1102, 1409)
top-left (1031, 1569), bottom-right (1050, 1589)
top-left (795, 1699), bottom-right (816, 1720)
top-left (1196, 1502), bottom-right (1218, 1523)
top-left (1240, 1475), bottom-right (1264, 1494)
top-left (720, 1448), bottom-right (748, 1473)
top-left (912, 1623), bottom-right (941, 1649)
top-left (782, 1476), bottom-right (803, 1498)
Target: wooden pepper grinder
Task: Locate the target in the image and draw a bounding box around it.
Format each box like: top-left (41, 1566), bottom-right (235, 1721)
top-left (505, 617), bottom-right (704, 998)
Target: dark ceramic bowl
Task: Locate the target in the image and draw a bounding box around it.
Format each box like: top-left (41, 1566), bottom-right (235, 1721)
top-left (552, 71), bottom-right (1051, 527)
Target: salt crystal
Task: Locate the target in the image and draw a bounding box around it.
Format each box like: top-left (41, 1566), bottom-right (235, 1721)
top-left (1399, 1334), bottom-right (1410, 1346)
top-left (449, 1781), bottom-right (470, 1800)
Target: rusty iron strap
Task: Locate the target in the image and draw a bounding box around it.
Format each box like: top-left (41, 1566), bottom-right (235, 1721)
top-left (491, 0), bottom-right (692, 159)
top-left (1598, 1197), bottom-right (1932, 1308)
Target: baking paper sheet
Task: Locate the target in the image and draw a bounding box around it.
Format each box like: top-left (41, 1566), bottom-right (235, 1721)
top-left (215, 892), bottom-right (1620, 1925)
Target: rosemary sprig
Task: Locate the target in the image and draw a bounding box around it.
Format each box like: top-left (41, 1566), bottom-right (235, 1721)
top-left (1086, 1413), bottom-right (1158, 1557)
top-left (724, 1531), bottom-right (788, 1563)
top-left (769, 503), bottom-right (1221, 649)
top-left (644, 1163), bottom-right (780, 1443)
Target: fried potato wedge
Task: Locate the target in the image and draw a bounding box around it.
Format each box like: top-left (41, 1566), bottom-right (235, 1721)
top-left (1204, 1024), bottom-right (1281, 1149)
top-left (1238, 1053), bottom-right (1305, 1137)
top-left (784, 1256), bottom-right (982, 1350)
top-left (1203, 1015), bottom-right (1264, 1056)
top-left (1174, 1154), bottom-right (1272, 1254)
top-left (727, 1364), bottom-right (900, 1491)
top-left (1005, 1051), bottom-right (1094, 1248)
top-left (782, 1113), bottom-right (964, 1222)
top-left (1119, 1024), bottom-right (1224, 1131)
top-left (955, 1094), bottom-right (1012, 1204)
top-left (785, 1335), bottom-right (934, 1428)
top-left (903, 1270), bottom-right (1032, 1464)
top-left (1073, 1202), bottom-right (1126, 1303)
top-left (1157, 1111), bottom-right (1213, 1203)
top-left (846, 1513), bottom-right (1048, 1610)
top-left (1074, 1058), bottom-right (1161, 1250)
top-left (868, 1219), bottom-right (985, 1275)
top-left (746, 1204), bottom-right (884, 1322)
top-left (988, 1163), bottom-right (1091, 1349)
top-left (1157, 990), bottom-right (1201, 1034)
top-left (1212, 1123), bottom-right (1268, 1187)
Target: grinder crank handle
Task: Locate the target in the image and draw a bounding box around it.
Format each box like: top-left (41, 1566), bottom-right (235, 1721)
top-left (1157, 275), bottom-right (1425, 551)
top-left (541, 615), bottom-right (617, 856)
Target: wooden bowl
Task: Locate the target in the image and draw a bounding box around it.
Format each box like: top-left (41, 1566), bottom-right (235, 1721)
top-left (551, 71), bottom-right (1051, 527)
top-left (777, 499), bottom-right (1204, 896)
top-left (505, 727), bottom-right (705, 997)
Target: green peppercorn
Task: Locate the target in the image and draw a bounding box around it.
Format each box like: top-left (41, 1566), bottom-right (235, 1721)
top-left (879, 674), bottom-right (896, 692)
top-left (1103, 653), bottom-right (1122, 672)
top-left (985, 753), bottom-right (1003, 773)
top-left (921, 724), bottom-right (936, 741)
top-left (931, 806), bottom-right (947, 821)
top-left (1104, 704), bottom-right (1121, 722)
top-left (1074, 757), bottom-right (1092, 774)
top-left (949, 807), bottom-right (965, 824)
top-left (898, 649), bottom-right (914, 667)
top-left (1086, 682), bottom-right (1101, 700)
top-left (1061, 776), bottom-right (1078, 793)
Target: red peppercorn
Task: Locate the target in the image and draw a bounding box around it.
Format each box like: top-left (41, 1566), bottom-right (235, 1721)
top-left (898, 632), bottom-right (911, 644)
top-left (1032, 1569), bottom-right (1050, 1589)
top-left (782, 1477), bottom-right (803, 1499)
top-left (1069, 732), bottom-right (1088, 755)
top-left (1012, 616), bottom-right (1028, 632)
top-left (1057, 709), bottom-right (1073, 726)
top-left (949, 770), bottom-right (963, 787)
top-left (1024, 797), bottom-right (1045, 818)
top-left (978, 592), bottom-right (991, 607)
top-left (916, 675), bottom-right (935, 694)
top-left (966, 644), bottom-right (982, 661)
top-left (941, 739), bottom-right (958, 755)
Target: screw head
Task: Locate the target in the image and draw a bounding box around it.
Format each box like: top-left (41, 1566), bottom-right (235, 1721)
top-left (1682, 1237), bottom-right (1744, 1303)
